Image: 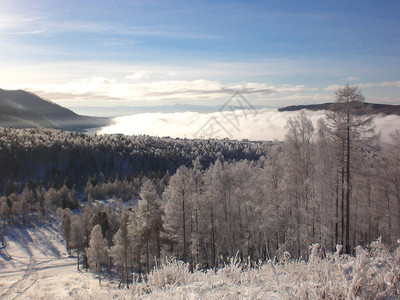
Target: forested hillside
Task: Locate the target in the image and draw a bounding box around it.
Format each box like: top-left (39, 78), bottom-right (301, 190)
top-left (0, 89), bottom-right (109, 130)
top-left (0, 127), bottom-right (271, 193)
top-left (279, 101), bottom-right (400, 115)
top-left (1, 86), bottom-right (400, 298)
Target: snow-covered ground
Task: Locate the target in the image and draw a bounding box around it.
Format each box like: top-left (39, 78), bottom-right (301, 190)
top-left (1, 222), bottom-right (399, 299)
top-left (0, 222), bottom-right (121, 299)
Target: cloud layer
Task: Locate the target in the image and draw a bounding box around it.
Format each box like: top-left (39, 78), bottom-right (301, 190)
top-left (3, 60), bottom-right (398, 108)
top-left (12, 75), bottom-right (320, 107)
top-left (98, 109), bottom-right (400, 142)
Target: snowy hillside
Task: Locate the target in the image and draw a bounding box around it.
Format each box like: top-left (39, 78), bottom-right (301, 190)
top-left (0, 221), bottom-right (119, 299)
top-left (0, 89), bottom-right (109, 130)
top-left (1, 221), bottom-right (399, 299)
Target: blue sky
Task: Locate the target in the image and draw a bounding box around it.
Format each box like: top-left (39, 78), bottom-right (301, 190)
top-left (1, 0), bottom-right (399, 108)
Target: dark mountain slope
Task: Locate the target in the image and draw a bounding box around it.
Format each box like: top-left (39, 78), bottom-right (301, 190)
top-left (278, 102), bottom-right (400, 116)
top-left (0, 89), bottom-right (109, 130)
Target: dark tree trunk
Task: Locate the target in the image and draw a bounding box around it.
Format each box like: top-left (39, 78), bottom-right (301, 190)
top-left (345, 121), bottom-right (351, 254)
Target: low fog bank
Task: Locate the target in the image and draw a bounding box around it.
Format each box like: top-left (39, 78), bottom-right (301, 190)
top-left (98, 108), bottom-right (400, 142)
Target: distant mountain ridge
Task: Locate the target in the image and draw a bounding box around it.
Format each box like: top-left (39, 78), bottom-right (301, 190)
top-left (278, 102), bottom-right (400, 115)
top-left (0, 89), bottom-right (109, 130)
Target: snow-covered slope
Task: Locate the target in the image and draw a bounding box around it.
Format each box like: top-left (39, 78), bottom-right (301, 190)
top-left (0, 222), bottom-right (107, 299)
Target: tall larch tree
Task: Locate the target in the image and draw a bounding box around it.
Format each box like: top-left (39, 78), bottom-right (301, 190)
top-left (136, 178), bottom-right (163, 273)
top-left (110, 212), bottom-right (132, 287)
top-left (326, 84), bottom-right (375, 254)
top-left (162, 166), bottom-right (193, 264)
top-left (284, 111), bottom-right (315, 257)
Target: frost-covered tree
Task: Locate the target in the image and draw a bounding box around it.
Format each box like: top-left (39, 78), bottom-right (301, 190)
top-left (315, 118), bottom-right (337, 249)
top-left (79, 204), bottom-right (96, 270)
top-left (374, 137), bottom-right (400, 247)
top-left (43, 187), bottom-right (58, 213)
top-left (91, 211), bottom-right (110, 239)
top-left (4, 180), bottom-right (17, 197)
top-left (128, 206), bottom-right (145, 281)
top-left (385, 130), bottom-right (400, 244)
top-left (326, 85), bottom-right (375, 254)
top-left (0, 196), bottom-right (11, 221)
top-left (256, 147), bottom-right (286, 259)
top-left (208, 160), bottom-right (237, 260)
top-left (284, 111), bottom-right (315, 257)
top-left (13, 197), bottom-right (30, 226)
top-left (136, 178), bottom-right (163, 273)
top-left (188, 158), bottom-right (205, 268)
top-left (163, 166), bottom-right (193, 263)
top-left (110, 212), bottom-right (132, 287)
top-left (70, 215), bottom-right (85, 270)
top-left (59, 208), bottom-right (73, 253)
top-left (201, 161), bottom-right (225, 267)
top-left (87, 224), bottom-right (107, 284)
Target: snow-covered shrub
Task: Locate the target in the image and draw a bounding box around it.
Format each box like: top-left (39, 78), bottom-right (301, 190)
top-left (346, 238), bottom-right (400, 299)
top-left (145, 258), bottom-right (192, 290)
top-left (216, 252), bottom-right (243, 285)
top-left (274, 244), bottom-right (348, 299)
top-left (125, 242), bottom-right (400, 299)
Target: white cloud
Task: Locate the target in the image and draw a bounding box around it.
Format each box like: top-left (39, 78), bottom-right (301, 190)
top-left (324, 84), bottom-right (341, 91)
top-left (3, 59), bottom-right (397, 108)
top-left (125, 71), bottom-right (152, 80)
top-left (374, 114), bottom-right (400, 142)
top-left (98, 109), bottom-right (300, 140)
top-left (358, 81), bottom-right (400, 88)
top-left (345, 76), bottom-right (361, 81)
top-left (0, 6), bottom-right (219, 40)
top-left (98, 109), bottom-right (400, 143)
top-left (13, 76), bottom-right (317, 105)
top-left (0, 11), bottom-right (42, 31)
top-left (326, 81), bottom-right (400, 91)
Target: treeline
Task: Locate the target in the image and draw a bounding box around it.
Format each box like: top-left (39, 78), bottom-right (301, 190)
top-left (0, 171), bottom-right (170, 227)
top-left (0, 128), bottom-right (271, 193)
top-left (0, 181), bottom-right (79, 226)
